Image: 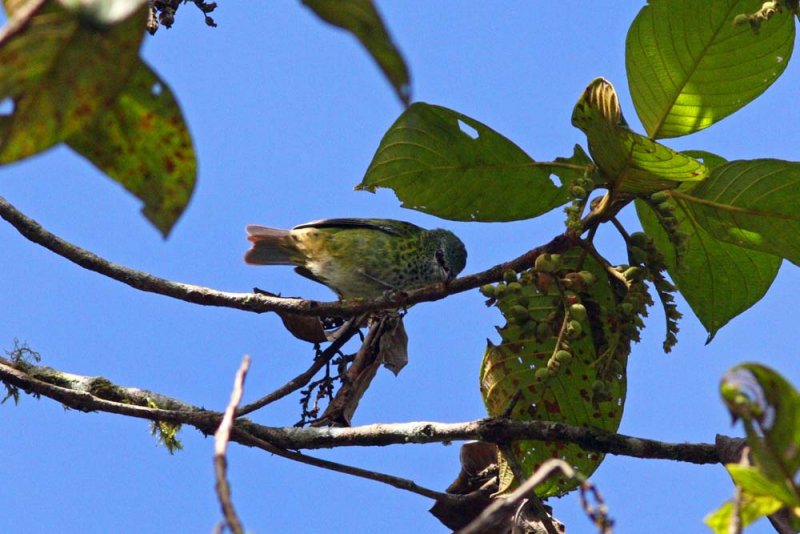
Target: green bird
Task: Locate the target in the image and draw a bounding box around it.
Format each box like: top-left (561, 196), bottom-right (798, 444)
top-left (244, 218), bottom-right (467, 298)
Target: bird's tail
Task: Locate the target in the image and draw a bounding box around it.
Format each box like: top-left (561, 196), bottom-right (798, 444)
top-left (244, 225), bottom-right (294, 265)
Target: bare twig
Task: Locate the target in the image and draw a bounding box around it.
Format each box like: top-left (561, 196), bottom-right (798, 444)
top-left (236, 320), bottom-right (362, 417)
top-left (229, 426), bottom-right (451, 502)
top-left (214, 356), bottom-right (251, 534)
top-left (0, 195), bottom-right (572, 317)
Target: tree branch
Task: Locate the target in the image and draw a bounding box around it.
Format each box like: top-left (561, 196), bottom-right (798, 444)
top-left (0, 355), bottom-right (732, 466)
top-left (0, 195), bottom-right (572, 317)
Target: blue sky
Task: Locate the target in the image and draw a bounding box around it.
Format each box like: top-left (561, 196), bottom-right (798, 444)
top-left (2, 2), bottom-right (800, 533)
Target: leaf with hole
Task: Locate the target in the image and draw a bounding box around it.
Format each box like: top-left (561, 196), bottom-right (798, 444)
top-left (572, 78), bottom-right (708, 194)
top-left (302, 0), bottom-right (411, 105)
top-left (357, 103), bottom-right (579, 222)
top-left (626, 0), bottom-right (795, 139)
top-left (66, 62), bottom-right (196, 237)
top-left (0, 0), bottom-right (147, 162)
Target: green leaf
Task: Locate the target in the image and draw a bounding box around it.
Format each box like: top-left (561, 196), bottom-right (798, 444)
top-left (479, 250), bottom-right (630, 497)
top-left (627, 0), bottom-right (795, 139)
top-left (572, 78), bottom-right (708, 194)
top-left (357, 103), bottom-right (579, 222)
top-left (704, 494), bottom-right (784, 533)
top-left (302, 0), bottom-right (410, 105)
top-left (679, 159), bottom-right (800, 266)
top-left (66, 62), bottom-right (196, 237)
top-left (636, 197), bottom-right (780, 340)
top-left (0, 0), bottom-right (147, 162)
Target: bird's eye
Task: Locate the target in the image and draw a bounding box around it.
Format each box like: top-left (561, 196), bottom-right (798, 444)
top-left (435, 248), bottom-right (448, 273)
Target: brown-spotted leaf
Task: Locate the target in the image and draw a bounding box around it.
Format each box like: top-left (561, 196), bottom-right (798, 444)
top-left (479, 250), bottom-right (633, 497)
top-left (66, 62), bottom-right (196, 237)
top-left (0, 0), bottom-right (147, 162)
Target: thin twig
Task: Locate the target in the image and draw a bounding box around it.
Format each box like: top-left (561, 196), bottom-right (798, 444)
top-left (236, 320), bottom-right (361, 417)
top-left (214, 356), bottom-right (251, 534)
top-left (609, 216), bottom-right (631, 242)
top-left (0, 195), bottom-right (572, 317)
top-left (230, 426), bottom-right (451, 502)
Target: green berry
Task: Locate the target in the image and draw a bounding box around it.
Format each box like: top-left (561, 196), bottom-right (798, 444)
top-left (503, 270), bottom-right (518, 283)
top-left (554, 349), bottom-right (573, 363)
top-left (628, 232), bottom-right (648, 248)
top-left (569, 303), bottom-right (587, 321)
top-left (479, 284), bottom-right (496, 298)
top-left (534, 367), bottom-right (551, 381)
top-left (578, 271), bottom-right (596, 285)
top-left (534, 254), bottom-right (558, 273)
top-left (509, 305), bottom-right (530, 323)
top-left (494, 284), bottom-right (507, 299)
top-left (650, 191), bottom-right (670, 204)
top-left (507, 282), bottom-right (522, 293)
top-left (569, 185), bottom-right (587, 198)
top-left (566, 319), bottom-right (583, 338)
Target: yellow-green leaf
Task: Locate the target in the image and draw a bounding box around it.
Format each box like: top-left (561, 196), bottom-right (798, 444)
top-left (572, 78), bottom-right (708, 194)
top-left (66, 62), bottom-right (196, 237)
top-left (0, 0), bottom-right (147, 162)
top-left (627, 0), bottom-right (795, 139)
top-left (705, 494), bottom-right (784, 533)
top-left (302, 0), bottom-right (410, 105)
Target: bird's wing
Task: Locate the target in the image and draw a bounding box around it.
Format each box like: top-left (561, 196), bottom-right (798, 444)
top-left (293, 218), bottom-right (420, 237)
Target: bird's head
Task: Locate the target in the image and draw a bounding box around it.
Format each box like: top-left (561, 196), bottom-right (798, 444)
top-left (430, 229), bottom-right (467, 281)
